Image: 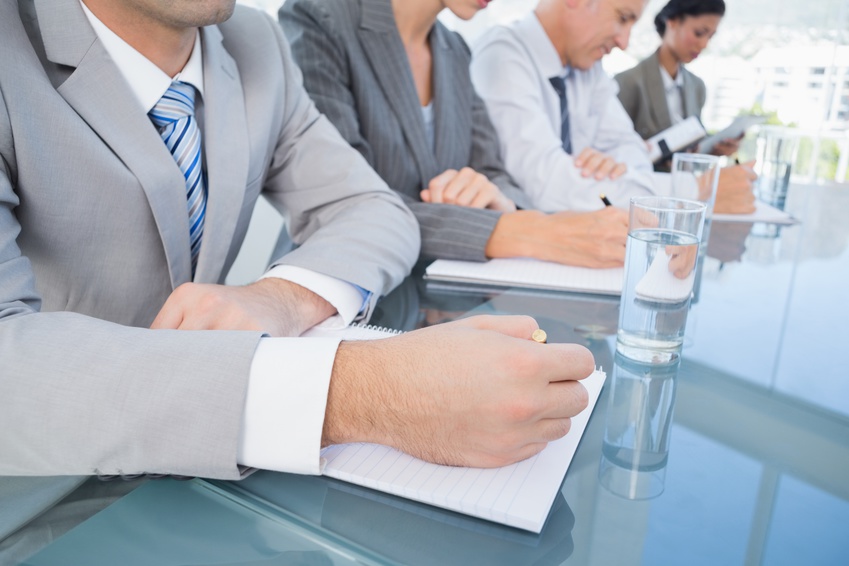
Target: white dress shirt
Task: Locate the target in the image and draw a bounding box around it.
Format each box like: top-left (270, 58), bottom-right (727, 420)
top-left (471, 12), bottom-right (661, 212)
top-left (82, 3), bottom-right (364, 474)
top-left (660, 64), bottom-right (686, 126)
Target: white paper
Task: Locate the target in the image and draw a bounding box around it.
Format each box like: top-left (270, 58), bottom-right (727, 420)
top-left (424, 258), bottom-right (624, 296)
top-left (647, 116), bottom-right (706, 163)
top-left (713, 200), bottom-right (796, 224)
top-left (697, 115), bottom-right (767, 154)
top-left (320, 369), bottom-right (607, 533)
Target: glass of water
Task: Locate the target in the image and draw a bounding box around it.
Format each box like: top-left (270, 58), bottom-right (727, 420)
top-left (753, 126), bottom-right (799, 209)
top-left (616, 196), bottom-right (706, 364)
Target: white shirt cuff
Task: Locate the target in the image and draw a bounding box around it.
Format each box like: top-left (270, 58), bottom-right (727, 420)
top-left (238, 337), bottom-right (341, 474)
top-left (260, 265), bottom-right (365, 327)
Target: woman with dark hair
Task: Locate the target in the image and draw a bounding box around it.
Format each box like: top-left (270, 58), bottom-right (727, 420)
top-left (615, 0), bottom-right (737, 158)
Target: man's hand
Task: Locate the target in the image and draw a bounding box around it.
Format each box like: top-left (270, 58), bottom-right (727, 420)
top-left (150, 278), bottom-right (337, 336)
top-left (715, 162), bottom-right (757, 214)
top-left (421, 168), bottom-right (516, 212)
top-left (485, 207), bottom-right (629, 268)
top-left (324, 315), bottom-right (594, 468)
top-left (573, 147), bottom-right (627, 181)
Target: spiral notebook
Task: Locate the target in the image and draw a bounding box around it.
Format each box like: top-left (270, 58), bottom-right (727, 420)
top-left (424, 258), bottom-right (624, 296)
top-left (304, 323), bottom-right (606, 533)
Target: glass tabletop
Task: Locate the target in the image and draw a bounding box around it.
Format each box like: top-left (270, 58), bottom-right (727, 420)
top-left (226, 182), bottom-right (849, 565)
top-left (28, 182), bottom-right (849, 565)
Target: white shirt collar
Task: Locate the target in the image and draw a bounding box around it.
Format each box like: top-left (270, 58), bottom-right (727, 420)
top-left (659, 64), bottom-right (684, 92)
top-left (79, 0), bottom-right (204, 113)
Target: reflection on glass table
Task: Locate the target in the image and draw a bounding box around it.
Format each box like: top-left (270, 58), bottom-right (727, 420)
top-left (24, 183), bottom-right (849, 566)
top-left (600, 353), bottom-right (680, 500)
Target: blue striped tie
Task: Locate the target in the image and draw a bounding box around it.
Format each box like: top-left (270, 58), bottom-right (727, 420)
top-left (149, 81), bottom-right (207, 275)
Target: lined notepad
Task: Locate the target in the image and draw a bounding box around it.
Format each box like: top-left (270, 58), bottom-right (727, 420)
top-left (425, 258), bottom-right (623, 296)
top-left (320, 369), bottom-right (606, 533)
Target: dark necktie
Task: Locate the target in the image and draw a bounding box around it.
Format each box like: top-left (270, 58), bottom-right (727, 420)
top-left (549, 76), bottom-right (572, 155)
top-left (148, 81), bottom-right (207, 276)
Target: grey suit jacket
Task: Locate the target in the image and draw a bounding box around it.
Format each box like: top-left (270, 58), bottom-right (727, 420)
top-left (280, 0), bottom-right (529, 262)
top-left (0, 0), bottom-right (418, 540)
top-left (614, 49), bottom-right (706, 141)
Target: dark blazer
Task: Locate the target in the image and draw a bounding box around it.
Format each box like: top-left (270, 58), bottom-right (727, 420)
top-left (614, 49), bottom-right (706, 141)
top-left (280, 0), bottom-right (530, 261)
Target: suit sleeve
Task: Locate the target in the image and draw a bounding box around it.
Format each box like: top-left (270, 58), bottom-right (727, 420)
top-left (457, 35), bottom-right (531, 210)
top-left (259, 11), bottom-right (418, 308)
top-left (0, 97), bottom-right (260, 478)
top-left (280, 0), bottom-right (502, 262)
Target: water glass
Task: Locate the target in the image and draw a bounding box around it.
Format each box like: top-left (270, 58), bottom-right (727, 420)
top-left (669, 153), bottom-right (721, 215)
top-left (753, 126), bottom-right (799, 208)
top-left (599, 352), bottom-right (680, 500)
top-left (617, 197), bottom-right (706, 363)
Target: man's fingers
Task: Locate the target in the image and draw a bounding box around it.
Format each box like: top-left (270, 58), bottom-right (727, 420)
top-left (610, 162), bottom-right (627, 180)
top-left (451, 314), bottom-right (540, 339)
top-left (573, 147), bottom-right (594, 167)
top-left (150, 304), bottom-right (183, 329)
top-left (594, 158), bottom-right (616, 180)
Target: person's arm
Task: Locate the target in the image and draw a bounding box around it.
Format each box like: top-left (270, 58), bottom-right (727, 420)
top-left (591, 70), bottom-right (655, 174)
top-left (280, 0), bottom-right (501, 262)
top-left (470, 33), bottom-right (653, 212)
top-left (0, 155), bottom-right (261, 477)
top-left (324, 315), bottom-right (593, 468)
top-left (460, 36), bottom-right (531, 210)
top-left (261, 11), bottom-right (418, 310)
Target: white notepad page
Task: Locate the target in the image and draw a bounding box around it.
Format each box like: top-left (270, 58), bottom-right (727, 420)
top-left (425, 258), bottom-right (624, 295)
top-left (320, 369), bottom-right (606, 533)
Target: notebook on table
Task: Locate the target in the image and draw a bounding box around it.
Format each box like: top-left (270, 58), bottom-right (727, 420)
top-left (304, 323), bottom-right (607, 533)
top-left (424, 258), bottom-right (623, 296)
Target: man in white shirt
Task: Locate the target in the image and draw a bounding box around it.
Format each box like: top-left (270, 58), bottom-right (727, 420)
top-left (471, 0), bottom-right (756, 214)
top-left (0, 0), bottom-right (594, 560)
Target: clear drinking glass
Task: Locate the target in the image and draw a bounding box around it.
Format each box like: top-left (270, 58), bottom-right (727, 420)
top-left (616, 197), bottom-right (706, 364)
top-left (753, 126), bottom-right (799, 209)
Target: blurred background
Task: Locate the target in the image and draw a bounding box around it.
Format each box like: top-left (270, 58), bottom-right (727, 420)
top-left (242, 0), bottom-right (849, 184)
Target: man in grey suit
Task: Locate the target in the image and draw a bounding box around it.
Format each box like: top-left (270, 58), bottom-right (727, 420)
top-left (0, 0), bottom-right (596, 559)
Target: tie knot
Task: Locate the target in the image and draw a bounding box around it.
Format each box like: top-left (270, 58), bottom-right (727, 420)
top-left (149, 81), bottom-right (196, 128)
top-left (549, 76), bottom-right (566, 97)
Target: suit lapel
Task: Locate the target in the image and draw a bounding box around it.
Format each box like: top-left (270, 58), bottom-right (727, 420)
top-left (431, 25), bottom-right (469, 171)
top-left (36, 0), bottom-right (192, 287)
top-left (646, 51), bottom-right (672, 133)
top-left (193, 25), bottom-right (249, 284)
top-left (358, 0), bottom-right (437, 185)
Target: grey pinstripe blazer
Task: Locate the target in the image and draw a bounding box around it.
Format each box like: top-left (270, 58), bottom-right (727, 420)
top-left (614, 49), bottom-right (706, 142)
top-left (280, 0), bottom-right (530, 261)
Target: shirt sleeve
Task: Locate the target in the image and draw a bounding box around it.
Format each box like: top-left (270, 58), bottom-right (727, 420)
top-left (261, 264), bottom-right (369, 326)
top-left (470, 32), bottom-right (656, 212)
top-left (238, 336), bottom-right (340, 474)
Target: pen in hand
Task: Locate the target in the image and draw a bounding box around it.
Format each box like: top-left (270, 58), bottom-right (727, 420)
top-left (599, 193), bottom-right (612, 207)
